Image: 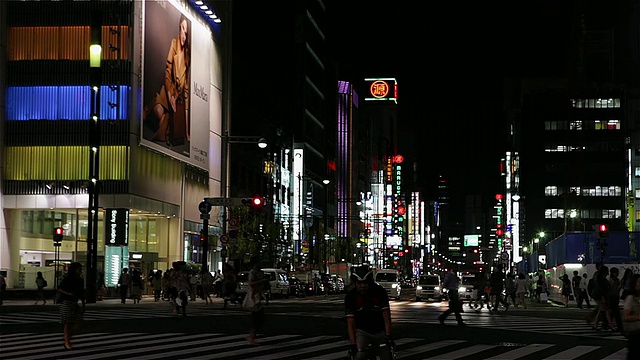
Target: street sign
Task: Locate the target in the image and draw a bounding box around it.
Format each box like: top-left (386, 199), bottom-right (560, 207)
top-left (500, 252), bottom-right (509, 260)
top-left (229, 230), bottom-right (238, 239)
top-left (220, 234), bottom-right (230, 245)
top-left (205, 197), bottom-right (236, 207)
top-left (198, 200), bottom-right (212, 214)
top-left (221, 248), bottom-right (228, 257)
top-left (199, 214), bottom-right (210, 220)
top-left (229, 216), bottom-right (239, 228)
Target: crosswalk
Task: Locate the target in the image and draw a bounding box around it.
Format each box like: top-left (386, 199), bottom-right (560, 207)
top-left (1, 302), bottom-right (628, 342)
top-left (0, 332), bottom-right (628, 359)
top-left (0, 307), bottom-right (249, 325)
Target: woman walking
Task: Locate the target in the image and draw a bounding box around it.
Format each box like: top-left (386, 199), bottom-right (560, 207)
top-left (560, 274), bottom-right (572, 307)
top-left (57, 262), bottom-right (85, 350)
top-left (35, 271), bottom-right (47, 305)
top-left (246, 263), bottom-right (268, 345)
top-left (152, 270), bottom-right (163, 302)
top-left (515, 272), bottom-right (528, 309)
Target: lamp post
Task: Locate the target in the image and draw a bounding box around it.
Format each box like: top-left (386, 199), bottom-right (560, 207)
top-left (86, 10), bottom-right (102, 304)
top-left (296, 173), bottom-right (329, 272)
top-left (218, 133), bottom-right (267, 265)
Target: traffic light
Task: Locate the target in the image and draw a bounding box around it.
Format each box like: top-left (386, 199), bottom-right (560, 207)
top-left (53, 227), bottom-right (64, 242)
top-left (199, 230), bottom-right (206, 243)
top-left (594, 224), bottom-right (609, 239)
top-left (241, 196), bottom-right (266, 208)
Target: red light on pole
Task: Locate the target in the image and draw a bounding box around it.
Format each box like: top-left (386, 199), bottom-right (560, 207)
top-left (495, 194), bottom-right (503, 201)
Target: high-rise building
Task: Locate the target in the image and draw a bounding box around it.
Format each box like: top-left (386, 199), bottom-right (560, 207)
top-left (0, 0), bottom-right (228, 291)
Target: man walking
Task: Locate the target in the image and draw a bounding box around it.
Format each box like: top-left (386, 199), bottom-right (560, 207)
top-left (572, 270), bottom-right (583, 308)
top-left (490, 265), bottom-right (509, 312)
top-left (578, 272), bottom-right (592, 309)
top-left (438, 268), bottom-right (465, 326)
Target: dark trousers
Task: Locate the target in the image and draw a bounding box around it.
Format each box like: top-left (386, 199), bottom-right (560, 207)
top-left (440, 290), bottom-right (463, 323)
top-left (577, 289), bottom-right (591, 308)
top-left (492, 290), bottom-right (508, 309)
top-left (119, 285), bottom-right (129, 303)
top-left (609, 298), bottom-right (623, 331)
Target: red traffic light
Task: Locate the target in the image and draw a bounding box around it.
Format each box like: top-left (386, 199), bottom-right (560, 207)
top-left (397, 205), bottom-right (406, 216)
top-left (598, 224), bottom-right (609, 232)
top-left (53, 227), bottom-right (64, 242)
top-left (252, 196), bottom-right (264, 206)
top-left (55, 227), bottom-right (64, 235)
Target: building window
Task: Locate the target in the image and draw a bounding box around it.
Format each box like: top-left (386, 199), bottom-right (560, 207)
top-left (636, 167), bottom-right (640, 177)
top-left (544, 208), bottom-right (565, 219)
top-left (570, 120), bottom-right (583, 130)
top-left (601, 209), bottom-right (622, 218)
top-left (635, 188), bottom-right (640, 198)
top-left (545, 186), bottom-right (558, 196)
top-left (572, 98), bottom-right (621, 108)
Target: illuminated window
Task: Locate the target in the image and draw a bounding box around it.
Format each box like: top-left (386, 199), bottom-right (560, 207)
top-left (570, 120), bottom-right (583, 130)
top-left (545, 186), bottom-right (558, 196)
top-left (635, 188), bottom-right (640, 198)
top-left (601, 209), bottom-right (622, 219)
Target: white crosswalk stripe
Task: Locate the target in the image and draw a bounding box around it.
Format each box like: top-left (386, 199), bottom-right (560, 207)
top-left (0, 307), bottom-right (249, 325)
top-left (0, 332), bottom-right (628, 360)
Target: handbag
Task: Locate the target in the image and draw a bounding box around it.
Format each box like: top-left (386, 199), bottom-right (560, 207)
top-left (242, 288), bottom-right (261, 311)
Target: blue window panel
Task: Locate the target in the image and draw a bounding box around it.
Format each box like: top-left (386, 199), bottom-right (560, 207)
top-left (7, 86), bottom-right (130, 120)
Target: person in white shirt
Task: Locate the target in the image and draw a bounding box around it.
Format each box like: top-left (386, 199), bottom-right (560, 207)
top-left (579, 273), bottom-right (592, 309)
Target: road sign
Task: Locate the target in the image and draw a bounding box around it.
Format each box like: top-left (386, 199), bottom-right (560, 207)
top-left (198, 200), bottom-right (212, 214)
top-left (221, 248), bottom-right (228, 257)
top-left (229, 230), bottom-right (238, 239)
top-left (205, 197), bottom-right (236, 207)
top-left (199, 214), bottom-right (210, 220)
top-left (501, 252), bottom-right (509, 260)
top-left (220, 234), bottom-right (230, 245)
top-left (229, 216), bottom-right (239, 228)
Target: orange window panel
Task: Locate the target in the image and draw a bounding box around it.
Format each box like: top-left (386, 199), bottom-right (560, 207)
top-left (8, 26), bottom-right (130, 61)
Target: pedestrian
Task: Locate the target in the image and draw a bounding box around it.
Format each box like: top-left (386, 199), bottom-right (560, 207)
top-left (620, 268), bottom-right (634, 301)
top-left (515, 272), bottom-right (527, 309)
top-left (438, 268), bottom-right (465, 326)
top-left (490, 265), bottom-right (509, 312)
top-left (571, 270), bottom-right (582, 308)
top-left (35, 271), bottom-right (47, 305)
top-left (169, 261), bottom-right (190, 315)
top-left (505, 273), bottom-right (516, 306)
top-left (96, 272), bottom-right (105, 301)
top-left (608, 267), bottom-right (623, 332)
top-left (201, 268), bottom-right (214, 304)
top-left (579, 273), bottom-right (592, 309)
top-left (213, 270), bottom-right (223, 297)
top-left (130, 268), bottom-right (143, 304)
top-left (0, 272), bottom-right (6, 306)
top-left (622, 273), bottom-right (640, 359)
top-left (152, 270), bottom-right (162, 301)
top-left (222, 263), bottom-right (238, 308)
top-left (117, 267), bottom-right (130, 304)
top-left (560, 274), bottom-right (572, 307)
top-left (245, 263), bottom-right (268, 345)
top-left (189, 270), bottom-right (199, 301)
top-left (593, 265), bottom-right (615, 331)
top-left (57, 262), bottom-right (85, 350)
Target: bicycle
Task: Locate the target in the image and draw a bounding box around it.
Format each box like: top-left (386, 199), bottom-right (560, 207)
top-left (348, 341), bottom-right (396, 360)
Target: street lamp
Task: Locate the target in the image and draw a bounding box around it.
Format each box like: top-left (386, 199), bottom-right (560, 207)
top-left (295, 173), bottom-right (330, 272)
top-left (216, 133), bottom-right (268, 266)
top-left (86, 10), bottom-right (102, 304)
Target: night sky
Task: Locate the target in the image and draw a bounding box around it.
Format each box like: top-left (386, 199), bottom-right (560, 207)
top-left (326, 1), bottom-right (572, 214)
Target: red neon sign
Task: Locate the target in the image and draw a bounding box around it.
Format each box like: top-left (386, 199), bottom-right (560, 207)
top-left (370, 80), bottom-right (390, 98)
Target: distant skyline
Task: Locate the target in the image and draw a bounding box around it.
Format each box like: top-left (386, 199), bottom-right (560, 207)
top-left (326, 1), bottom-right (572, 214)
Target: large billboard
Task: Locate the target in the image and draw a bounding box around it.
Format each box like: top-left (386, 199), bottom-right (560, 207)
top-left (141, 0), bottom-right (211, 170)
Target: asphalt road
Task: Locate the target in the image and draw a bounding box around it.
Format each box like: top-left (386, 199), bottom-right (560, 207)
top-left (0, 292), bottom-right (630, 359)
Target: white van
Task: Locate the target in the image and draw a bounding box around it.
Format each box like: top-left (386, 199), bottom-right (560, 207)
top-left (415, 274), bottom-right (442, 302)
top-left (375, 269), bottom-right (401, 300)
top-left (261, 268), bottom-right (289, 298)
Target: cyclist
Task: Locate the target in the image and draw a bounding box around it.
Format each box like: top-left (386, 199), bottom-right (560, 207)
top-left (345, 265), bottom-right (395, 360)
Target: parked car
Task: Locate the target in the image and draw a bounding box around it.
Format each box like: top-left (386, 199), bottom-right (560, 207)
top-left (235, 271), bottom-right (250, 299)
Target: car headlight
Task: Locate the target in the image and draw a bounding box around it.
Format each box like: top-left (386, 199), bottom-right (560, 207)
top-left (416, 285), bottom-right (423, 290)
top-left (434, 286), bottom-right (440, 291)
top-left (392, 283), bottom-right (398, 288)
top-left (459, 286), bottom-right (467, 293)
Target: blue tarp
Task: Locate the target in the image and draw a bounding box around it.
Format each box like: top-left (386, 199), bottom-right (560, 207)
top-left (545, 232), bottom-right (640, 267)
